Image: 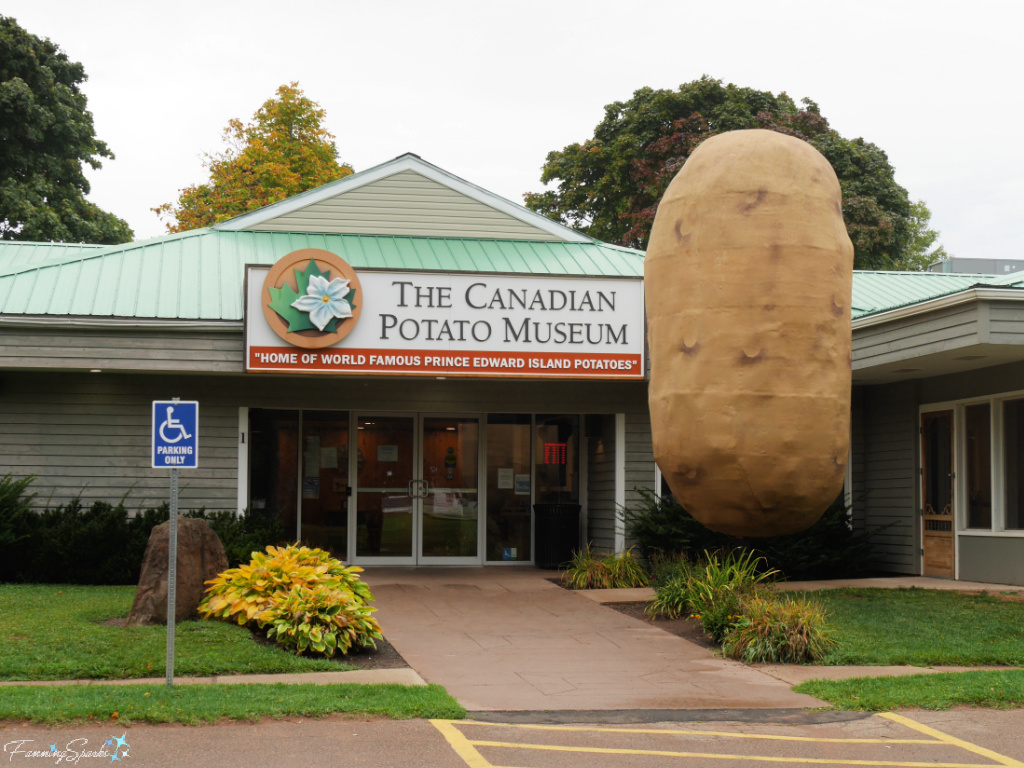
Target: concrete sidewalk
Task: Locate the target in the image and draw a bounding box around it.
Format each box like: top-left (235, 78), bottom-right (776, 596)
top-left (362, 567), bottom-right (824, 711)
top-left (4, 572), bottom-right (1017, 707)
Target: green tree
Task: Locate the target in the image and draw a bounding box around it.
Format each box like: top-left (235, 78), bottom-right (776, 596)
top-left (525, 76), bottom-right (914, 271)
top-left (0, 16), bottom-right (132, 244)
top-left (155, 83), bottom-right (354, 232)
top-left (900, 200), bottom-right (950, 271)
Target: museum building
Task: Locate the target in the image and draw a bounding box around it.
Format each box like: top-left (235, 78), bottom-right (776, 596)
top-left (3, 153), bottom-right (1024, 582)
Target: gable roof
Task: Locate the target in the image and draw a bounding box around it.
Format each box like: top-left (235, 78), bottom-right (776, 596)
top-left (211, 153), bottom-right (592, 244)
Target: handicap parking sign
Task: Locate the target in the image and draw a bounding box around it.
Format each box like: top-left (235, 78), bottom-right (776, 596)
top-left (152, 401), bottom-right (199, 469)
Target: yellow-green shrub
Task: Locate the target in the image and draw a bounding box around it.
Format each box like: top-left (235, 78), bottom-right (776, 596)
top-left (199, 544), bottom-right (381, 656)
top-left (721, 593), bottom-right (835, 663)
top-left (560, 545), bottom-right (649, 589)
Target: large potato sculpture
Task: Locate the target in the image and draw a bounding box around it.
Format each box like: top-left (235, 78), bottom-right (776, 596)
top-left (646, 129), bottom-right (853, 537)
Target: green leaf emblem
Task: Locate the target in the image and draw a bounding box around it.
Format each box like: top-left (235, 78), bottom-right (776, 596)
top-left (267, 259), bottom-right (356, 333)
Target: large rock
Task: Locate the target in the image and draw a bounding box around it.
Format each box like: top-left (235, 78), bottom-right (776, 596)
top-left (126, 516), bottom-right (229, 626)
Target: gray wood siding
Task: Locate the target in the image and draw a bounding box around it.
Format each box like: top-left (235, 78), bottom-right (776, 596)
top-left (0, 328), bottom-right (243, 372)
top-left (0, 373), bottom-right (240, 512)
top-left (586, 415), bottom-right (616, 552)
top-left (987, 301), bottom-right (1024, 346)
top-left (958, 536), bottom-right (1024, 586)
top-left (247, 171), bottom-right (561, 241)
top-left (850, 386), bottom-right (866, 531)
top-left (858, 381), bottom-right (919, 573)
top-left (623, 405), bottom-right (655, 549)
top-left (854, 304), bottom-right (981, 369)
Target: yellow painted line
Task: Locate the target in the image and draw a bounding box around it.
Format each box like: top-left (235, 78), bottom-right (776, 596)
top-left (881, 712), bottom-right (1024, 768)
top-left (431, 719), bottom-right (497, 768)
top-left (454, 719), bottom-right (941, 745)
top-left (466, 738), bottom-right (990, 767)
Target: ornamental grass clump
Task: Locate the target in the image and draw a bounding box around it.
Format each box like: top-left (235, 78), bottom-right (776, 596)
top-left (199, 544), bottom-right (382, 657)
top-left (647, 549), bottom-right (780, 642)
top-left (560, 545), bottom-right (649, 589)
top-left (722, 593), bottom-right (835, 664)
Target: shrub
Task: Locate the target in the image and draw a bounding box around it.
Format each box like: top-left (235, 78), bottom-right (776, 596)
top-left (683, 550), bottom-right (778, 642)
top-left (645, 577), bottom-right (691, 620)
top-left (646, 550), bottom-right (779, 643)
top-left (648, 553), bottom-right (698, 590)
top-left (606, 548), bottom-right (649, 588)
top-left (560, 544), bottom-right (649, 589)
top-left (0, 474), bottom-right (38, 583)
top-left (722, 593), bottom-right (836, 663)
top-left (187, 508), bottom-right (287, 568)
top-left (623, 488), bottom-right (881, 580)
top-left (199, 544), bottom-right (382, 657)
top-left (0, 475), bottom-right (289, 584)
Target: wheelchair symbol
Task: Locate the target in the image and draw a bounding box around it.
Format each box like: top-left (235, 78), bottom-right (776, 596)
top-left (159, 406), bottom-right (192, 444)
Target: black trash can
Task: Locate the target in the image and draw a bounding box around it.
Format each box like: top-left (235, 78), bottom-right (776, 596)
top-left (533, 503), bottom-right (581, 569)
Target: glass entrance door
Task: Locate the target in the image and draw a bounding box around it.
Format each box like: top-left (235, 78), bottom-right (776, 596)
top-left (355, 415), bottom-right (416, 560)
top-left (420, 417), bottom-right (479, 560)
top-left (353, 414), bottom-right (481, 564)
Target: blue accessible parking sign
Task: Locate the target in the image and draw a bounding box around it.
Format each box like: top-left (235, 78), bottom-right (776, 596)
top-left (152, 400), bottom-right (199, 469)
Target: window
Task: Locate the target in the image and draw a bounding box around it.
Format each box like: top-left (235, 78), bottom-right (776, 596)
top-left (964, 404), bottom-right (991, 529)
top-left (534, 415), bottom-right (579, 504)
top-left (1004, 399), bottom-right (1024, 530)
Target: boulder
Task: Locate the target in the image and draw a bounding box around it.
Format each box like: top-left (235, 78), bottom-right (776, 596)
top-left (126, 516), bottom-right (229, 626)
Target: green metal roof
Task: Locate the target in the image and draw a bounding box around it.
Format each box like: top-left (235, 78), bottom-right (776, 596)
top-left (0, 230), bottom-right (644, 321)
top-left (851, 270), bottom-right (1024, 319)
top-left (4, 230), bottom-right (1020, 324)
top-left (0, 241), bottom-right (105, 273)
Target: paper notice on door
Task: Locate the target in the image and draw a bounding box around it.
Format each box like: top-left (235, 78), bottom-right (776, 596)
top-left (320, 446), bottom-right (338, 469)
top-left (514, 474), bottom-right (531, 495)
top-left (378, 445), bottom-right (398, 462)
top-left (497, 468), bottom-right (514, 489)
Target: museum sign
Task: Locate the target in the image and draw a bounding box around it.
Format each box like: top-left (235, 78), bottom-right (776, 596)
top-left (245, 249), bottom-right (645, 379)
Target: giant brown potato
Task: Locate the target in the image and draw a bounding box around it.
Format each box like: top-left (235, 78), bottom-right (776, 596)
top-left (646, 129), bottom-right (853, 537)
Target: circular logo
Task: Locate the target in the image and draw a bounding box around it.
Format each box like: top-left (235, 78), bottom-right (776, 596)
top-left (261, 249), bottom-right (363, 349)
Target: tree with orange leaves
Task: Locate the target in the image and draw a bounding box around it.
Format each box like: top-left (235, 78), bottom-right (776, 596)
top-left (154, 83), bottom-right (353, 232)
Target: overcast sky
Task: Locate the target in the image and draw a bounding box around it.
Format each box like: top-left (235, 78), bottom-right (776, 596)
top-left (6, 0), bottom-right (1021, 261)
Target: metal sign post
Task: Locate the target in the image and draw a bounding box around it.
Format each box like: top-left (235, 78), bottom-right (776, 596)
top-left (152, 399), bottom-right (199, 688)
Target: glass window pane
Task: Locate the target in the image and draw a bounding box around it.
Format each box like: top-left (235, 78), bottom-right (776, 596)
top-left (964, 404), bottom-right (991, 529)
top-left (1004, 399), bottom-right (1024, 530)
top-left (248, 409), bottom-right (299, 538)
top-left (486, 414), bottom-right (531, 561)
top-left (300, 411), bottom-right (349, 556)
top-left (356, 416), bottom-right (414, 557)
top-left (422, 417), bottom-right (479, 558)
top-left (535, 415), bottom-right (579, 504)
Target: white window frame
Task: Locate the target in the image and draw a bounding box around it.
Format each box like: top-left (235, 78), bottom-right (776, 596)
top-left (922, 389), bottom-right (1024, 540)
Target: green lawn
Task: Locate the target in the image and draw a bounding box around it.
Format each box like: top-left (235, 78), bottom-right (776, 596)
top-left (0, 683), bottom-right (465, 724)
top-left (0, 585), bottom-right (353, 681)
top-left (795, 670), bottom-right (1024, 711)
top-left (791, 588), bottom-right (1024, 666)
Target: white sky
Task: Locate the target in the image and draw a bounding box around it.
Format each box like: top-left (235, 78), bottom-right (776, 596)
top-left (5, 0), bottom-right (1021, 260)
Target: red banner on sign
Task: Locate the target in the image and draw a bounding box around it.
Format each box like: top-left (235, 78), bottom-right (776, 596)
top-left (248, 346), bottom-right (643, 379)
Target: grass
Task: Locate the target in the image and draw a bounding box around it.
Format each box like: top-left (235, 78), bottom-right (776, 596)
top-left (0, 585), bottom-right (357, 681)
top-left (0, 683), bottom-right (466, 724)
top-left (795, 670), bottom-right (1024, 711)
top-left (790, 588), bottom-right (1024, 666)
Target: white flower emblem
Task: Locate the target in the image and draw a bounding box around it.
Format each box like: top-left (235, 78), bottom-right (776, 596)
top-left (291, 274), bottom-right (353, 331)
